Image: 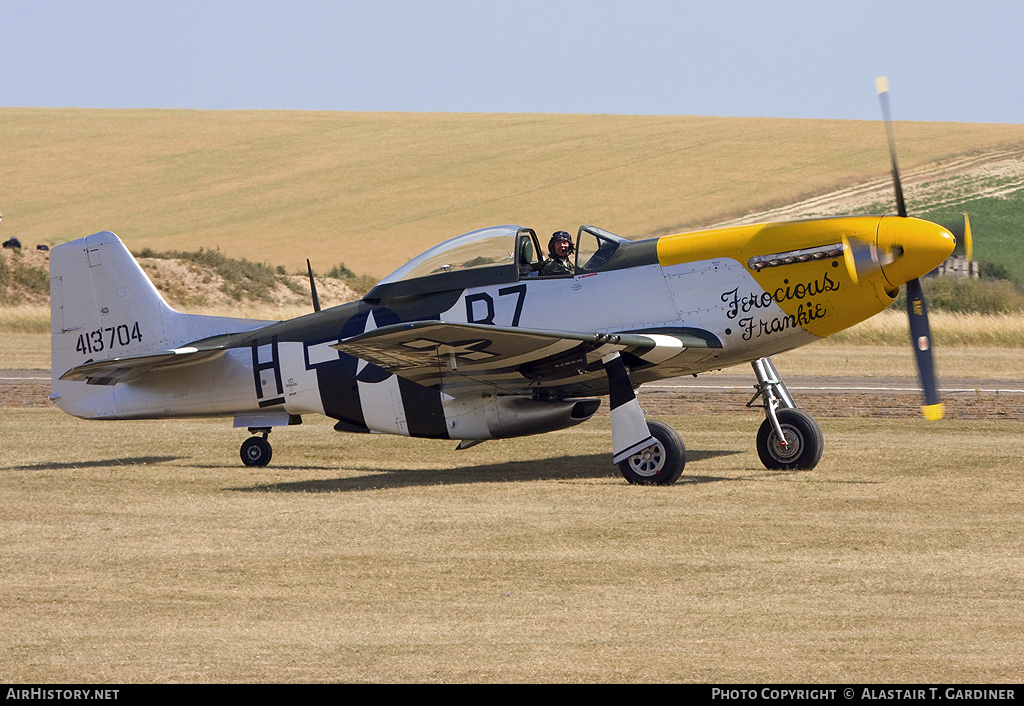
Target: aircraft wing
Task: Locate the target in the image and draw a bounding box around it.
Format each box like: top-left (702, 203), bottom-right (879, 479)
top-left (333, 321), bottom-right (717, 396)
top-left (58, 346), bottom-right (229, 385)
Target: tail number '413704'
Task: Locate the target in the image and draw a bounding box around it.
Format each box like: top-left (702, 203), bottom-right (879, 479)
top-left (76, 322), bottom-right (143, 356)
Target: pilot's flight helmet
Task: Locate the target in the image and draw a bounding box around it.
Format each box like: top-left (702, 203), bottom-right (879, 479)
top-left (548, 230), bottom-right (574, 255)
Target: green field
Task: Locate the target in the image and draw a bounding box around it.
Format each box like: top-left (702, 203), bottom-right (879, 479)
top-left (4, 107), bottom-right (1024, 280)
top-left (920, 193), bottom-right (1024, 281)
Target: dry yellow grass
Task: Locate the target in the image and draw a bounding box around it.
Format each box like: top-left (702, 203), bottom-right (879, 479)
top-left (0, 305), bottom-right (51, 335)
top-left (4, 107), bottom-right (1024, 279)
top-left (1, 409), bottom-right (1022, 682)
top-left (772, 310), bottom-right (1024, 380)
top-left (774, 342), bottom-right (1022, 381)
top-left (828, 309), bottom-right (1024, 347)
top-left (0, 332), bottom-right (50, 369)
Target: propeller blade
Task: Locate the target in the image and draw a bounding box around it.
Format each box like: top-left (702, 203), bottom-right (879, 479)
top-left (842, 233), bottom-right (885, 285)
top-left (877, 78), bottom-right (944, 419)
top-left (963, 211), bottom-right (973, 262)
top-left (876, 76), bottom-right (908, 218)
top-left (905, 277), bottom-right (943, 420)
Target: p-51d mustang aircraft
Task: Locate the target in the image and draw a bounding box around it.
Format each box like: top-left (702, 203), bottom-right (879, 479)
top-left (48, 81), bottom-right (960, 484)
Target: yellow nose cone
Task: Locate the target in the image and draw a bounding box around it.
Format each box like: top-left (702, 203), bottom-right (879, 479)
top-left (877, 216), bottom-right (956, 288)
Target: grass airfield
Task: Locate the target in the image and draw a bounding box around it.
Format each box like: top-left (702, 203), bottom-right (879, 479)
top-left (3, 406), bottom-right (1023, 683)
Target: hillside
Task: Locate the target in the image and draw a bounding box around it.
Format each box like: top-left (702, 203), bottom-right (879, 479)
top-left (0, 245), bottom-right (359, 313)
top-left (3, 108), bottom-right (1024, 281)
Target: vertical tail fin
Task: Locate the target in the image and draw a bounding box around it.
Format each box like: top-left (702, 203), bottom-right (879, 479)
top-left (50, 232), bottom-right (181, 374)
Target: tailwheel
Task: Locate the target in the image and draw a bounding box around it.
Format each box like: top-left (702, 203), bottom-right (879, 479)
top-left (617, 420), bottom-right (686, 486)
top-left (240, 433), bottom-right (273, 468)
top-left (756, 409), bottom-right (823, 471)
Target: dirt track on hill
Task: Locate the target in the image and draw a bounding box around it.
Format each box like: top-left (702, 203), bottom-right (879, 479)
top-left (708, 147), bottom-right (1024, 227)
top-left (8, 369), bottom-right (1024, 420)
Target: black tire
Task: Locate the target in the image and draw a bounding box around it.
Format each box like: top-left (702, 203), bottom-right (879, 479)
top-left (240, 436), bottom-right (273, 468)
top-left (756, 408), bottom-right (823, 470)
top-left (617, 420), bottom-right (686, 485)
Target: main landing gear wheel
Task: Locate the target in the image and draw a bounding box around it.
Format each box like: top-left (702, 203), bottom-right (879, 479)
top-left (756, 408), bottom-right (823, 471)
top-left (240, 435), bottom-right (273, 468)
top-left (617, 420), bottom-right (686, 486)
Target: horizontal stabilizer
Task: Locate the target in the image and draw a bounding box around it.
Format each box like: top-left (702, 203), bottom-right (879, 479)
top-left (59, 346), bottom-right (228, 386)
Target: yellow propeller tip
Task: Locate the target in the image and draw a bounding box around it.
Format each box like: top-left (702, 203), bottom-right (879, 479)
top-left (922, 403), bottom-right (945, 421)
top-left (962, 212), bottom-right (972, 262)
top-left (876, 76), bottom-right (889, 94)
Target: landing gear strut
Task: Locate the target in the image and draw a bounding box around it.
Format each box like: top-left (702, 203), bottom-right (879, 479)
top-left (604, 351), bottom-right (687, 485)
top-left (240, 428), bottom-right (273, 467)
top-left (749, 357), bottom-right (823, 470)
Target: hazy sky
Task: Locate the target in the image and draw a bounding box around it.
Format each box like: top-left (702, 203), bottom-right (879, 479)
top-left (3, 0), bottom-right (1022, 122)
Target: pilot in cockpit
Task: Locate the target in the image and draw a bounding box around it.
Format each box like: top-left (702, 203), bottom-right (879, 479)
top-left (539, 230), bottom-right (574, 277)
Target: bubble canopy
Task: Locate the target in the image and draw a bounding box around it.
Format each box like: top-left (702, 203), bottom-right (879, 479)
top-left (377, 225), bottom-right (521, 286)
top-left (365, 225), bottom-right (637, 301)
